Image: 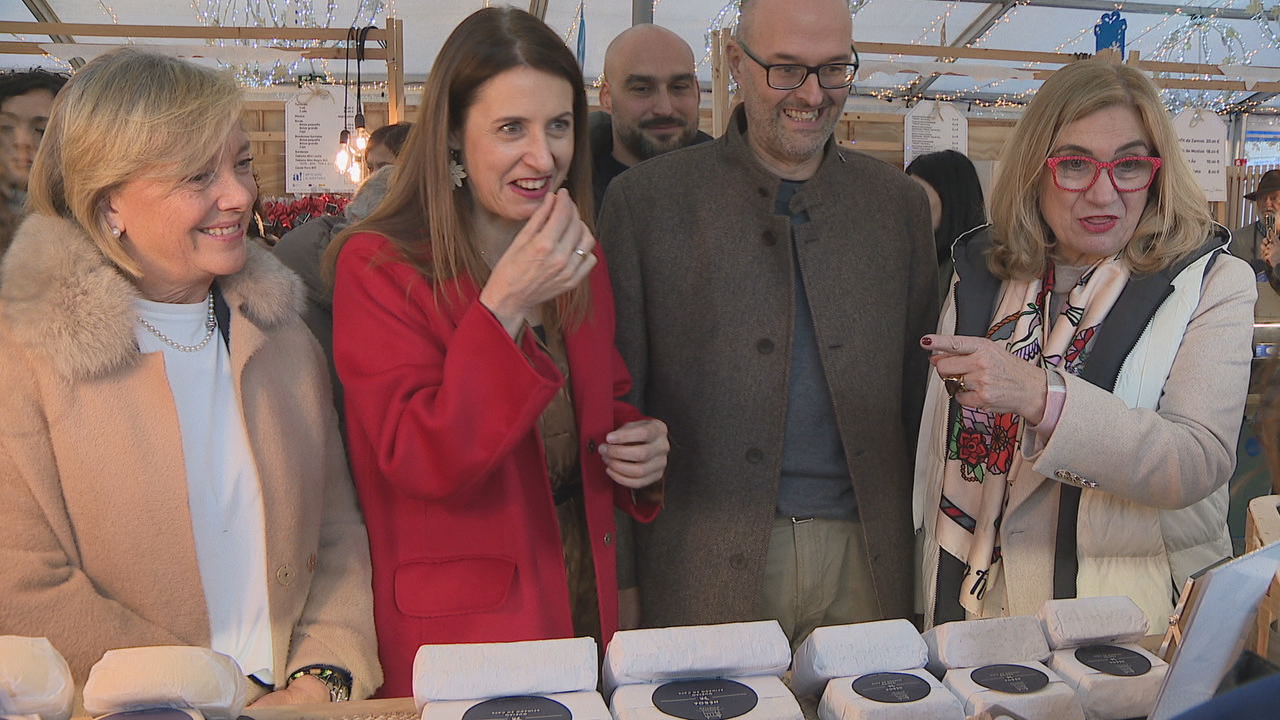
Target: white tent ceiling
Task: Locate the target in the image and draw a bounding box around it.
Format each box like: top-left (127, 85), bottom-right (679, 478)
top-left (1, 0), bottom-right (1279, 111)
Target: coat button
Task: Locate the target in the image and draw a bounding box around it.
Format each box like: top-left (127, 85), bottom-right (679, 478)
top-left (762, 230), bottom-right (777, 247)
top-left (276, 564), bottom-right (295, 585)
top-left (757, 338), bottom-right (774, 354)
top-left (729, 554), bottom-right (747, 570)
top-left (746, 448), bottom-right (763, 463)
top-left (587, 440), bottom-right (597, 453)
top-left (604, 532), bottom-right (612, 546)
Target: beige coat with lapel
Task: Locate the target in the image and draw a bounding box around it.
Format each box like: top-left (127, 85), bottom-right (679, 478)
top-left (599, 106), bottom-right (939, 627)
top-left (0, 215), bottom-right (382, 697)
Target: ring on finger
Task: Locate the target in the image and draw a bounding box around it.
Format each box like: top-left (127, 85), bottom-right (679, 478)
top-left (943, 375), bottom-right (967, 398)
top-left (573, 248), bottom-right (589, 258)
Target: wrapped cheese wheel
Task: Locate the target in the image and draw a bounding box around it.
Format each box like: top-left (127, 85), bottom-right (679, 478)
top-left (1036, 597), bottom-right (1149, 651)
top-left (412, 638), bottom-right (598, 708)
top-left (1048, 644), bottom-right (1167, 720)
top-left (941, 661), bottom-right (1084, 720)
top-left (603, 622), bottom-right (790, 696)
top-left (790, 620), bottom-right (928, 699)
top-left (610, 674), bottom-right (800, 720)
top-left (422, 691), bottom-right (609, 720)
top-left (82, 647), bottom-right (247, 720)
top-left (0, 637), bottom-right (74, 720)
top-left (923, 616), bottom-right (1049, 676)
top-left (817, 668), bottom-right (966, 720)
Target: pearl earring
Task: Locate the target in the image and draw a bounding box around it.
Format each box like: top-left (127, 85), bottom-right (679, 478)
top-left (110, 226), bottom-right (121, 238)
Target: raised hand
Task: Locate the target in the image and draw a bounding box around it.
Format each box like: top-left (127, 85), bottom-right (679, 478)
top-left (921, 334), bottom-right (1049, 423)
top-left (479, 189), bottom-right (598, 337)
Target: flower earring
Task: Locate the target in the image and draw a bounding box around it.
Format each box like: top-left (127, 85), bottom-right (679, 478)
top-left (449, 151), bottom-right (467, 189)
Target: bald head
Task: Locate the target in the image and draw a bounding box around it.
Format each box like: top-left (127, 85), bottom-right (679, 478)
top-left (600, 24), bottom-right (701, 167)
top-left (737, 0), bottom-right (852, 46)
top-left (604, 25), bottom-right (695, 83)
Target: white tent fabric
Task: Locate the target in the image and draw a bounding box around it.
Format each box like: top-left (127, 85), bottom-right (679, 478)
top-left (0, 1), bottom-right (1278, 108)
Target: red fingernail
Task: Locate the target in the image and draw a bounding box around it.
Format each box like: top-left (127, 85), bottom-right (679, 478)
top-left (921, 336), bottom-right (932, 346)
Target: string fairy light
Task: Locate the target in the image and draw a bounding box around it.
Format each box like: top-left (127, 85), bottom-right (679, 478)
top-left (190, 1), bottom-right (386, 87)
top-left (1149, 13), bottom-right (1253, 113)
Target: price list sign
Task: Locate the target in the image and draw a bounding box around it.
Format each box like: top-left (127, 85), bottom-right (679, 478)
top-left (285, 85), bottom-right (358, 195)
top-left (1173, 108), bottom-right (1227, 203)
top-left (904, 101), bottom-right (968, 165)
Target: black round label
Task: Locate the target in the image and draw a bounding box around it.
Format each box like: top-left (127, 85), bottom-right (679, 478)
top-left (651, 678), bottom-right (759, 720)
top-left (851, 672), bottom-right (932, 703)
top-left (1074, 644), bottom-right (1152, 677)
top-left (461, 696), bottom-right (573, 720)
top-left (98, 711), bottom-right (197, 720)
top-left (970, 664), bottom-right (1050, 694)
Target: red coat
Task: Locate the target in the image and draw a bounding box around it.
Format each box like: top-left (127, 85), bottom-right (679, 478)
top-left (333, 232), bottom-right (659, 697)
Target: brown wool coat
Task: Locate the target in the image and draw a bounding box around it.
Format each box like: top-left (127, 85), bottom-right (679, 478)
top-left (598, 106), bottom-right (940, 627)
top-left (0, 215), bottom-right (382, 697)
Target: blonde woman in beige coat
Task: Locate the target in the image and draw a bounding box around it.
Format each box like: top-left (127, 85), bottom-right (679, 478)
top-left (0, 49), bottom-right (381, 701)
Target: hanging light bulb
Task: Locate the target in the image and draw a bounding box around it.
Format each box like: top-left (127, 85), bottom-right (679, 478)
top-left (335, 129), bottom-right (353, 174)
top-left (347, 162), bottom-right (364, 184)
top-left (353, 113), bottom-right (371, 153)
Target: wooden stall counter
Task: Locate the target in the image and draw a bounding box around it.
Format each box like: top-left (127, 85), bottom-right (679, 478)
top-left (240, 697), bottom-right (417, 720)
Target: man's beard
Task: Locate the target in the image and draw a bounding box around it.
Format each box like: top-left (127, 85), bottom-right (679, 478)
top-left (616, 116), bottom-right (699, 162)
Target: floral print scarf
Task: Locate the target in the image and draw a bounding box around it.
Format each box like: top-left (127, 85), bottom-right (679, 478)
top-left (934, 255), bottom-right (1129, 617)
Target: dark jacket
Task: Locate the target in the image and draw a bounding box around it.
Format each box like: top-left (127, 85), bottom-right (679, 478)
top-left (598, 104), bottom-right (939, 627)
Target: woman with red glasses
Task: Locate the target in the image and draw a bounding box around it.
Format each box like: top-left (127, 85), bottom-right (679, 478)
top-left (913, 58), bottom-right (1254, 634)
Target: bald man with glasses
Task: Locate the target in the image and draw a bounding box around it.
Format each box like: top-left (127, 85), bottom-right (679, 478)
top-left (599, 0), bottom-right (937, 645)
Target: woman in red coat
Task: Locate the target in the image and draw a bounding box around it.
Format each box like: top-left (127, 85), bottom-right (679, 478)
top-left (327, 7), bottom-right (668, 696)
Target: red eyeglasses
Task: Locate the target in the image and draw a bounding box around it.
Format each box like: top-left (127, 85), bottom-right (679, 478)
top-left (1044, 155), bottom-right (1162, 193)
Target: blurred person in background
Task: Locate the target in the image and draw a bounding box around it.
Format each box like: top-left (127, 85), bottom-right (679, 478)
top-left (0, 68), bottom-right (66, 257)
top-left (906, 149), bottom-right (987, 301)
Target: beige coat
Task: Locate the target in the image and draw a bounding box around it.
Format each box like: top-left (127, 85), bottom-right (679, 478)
top-left (0, 215), bottom-right (382, 697)
top-left (916, 230), bottom-right (1255, 631)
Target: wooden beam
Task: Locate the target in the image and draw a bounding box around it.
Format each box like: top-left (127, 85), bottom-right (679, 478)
top-left (711, 28), bottom-right (732, 137)
top-left (386, 17), bottom-right (405, 124)
top-left (0, 21), bottom-right (386, 42)
top-left (857, 41), bottom-right (1085, 65)
top-left (930, 0), bottom-right (1280, 21)
top-left (908, 0), bottom-right (1019, 98)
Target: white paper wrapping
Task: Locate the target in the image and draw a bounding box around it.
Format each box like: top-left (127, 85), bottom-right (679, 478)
top-left (412, 638), bottom-right (598, 707)
top-left (1048, 645), bottom-right (1167, 720)
top-left (816, 668), bottom-right (965, 720)
top-left (790, 620), bottom-right (927, 699)
top-left (602, 622), bottom-right (790, 696)
top-left (421, 691), bottom-right (609, 720)
top-left (1037, 597), bottom-right (1150, 650)
top-left (941, 661), bottom-right (1084, 720)
top-left (0, 637), bottom-right (74, 720)
top-left (923, 616), bottom-right (1049, 675)
top-left (82, 647), bottom-right (247, 720)
top-left (609, 675), bottom-right (800, 720)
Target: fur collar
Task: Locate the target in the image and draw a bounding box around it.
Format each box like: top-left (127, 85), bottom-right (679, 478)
top-left (1, 214), bottom-right (304, 380)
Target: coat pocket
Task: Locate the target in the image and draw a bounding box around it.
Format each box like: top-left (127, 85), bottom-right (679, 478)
top-left (394, 555), bottom-right (516, 618)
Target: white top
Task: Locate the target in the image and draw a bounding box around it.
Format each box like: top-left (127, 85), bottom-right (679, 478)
top-left (134, 296), bottom-right (274, 682)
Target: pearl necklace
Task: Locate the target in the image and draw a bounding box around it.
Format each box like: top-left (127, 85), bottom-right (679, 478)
top-left (137, 291), bottom-right (217, 353)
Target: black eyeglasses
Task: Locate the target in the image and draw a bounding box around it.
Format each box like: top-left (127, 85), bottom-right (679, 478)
top-left (737, 40), bottom-right (859, 90)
